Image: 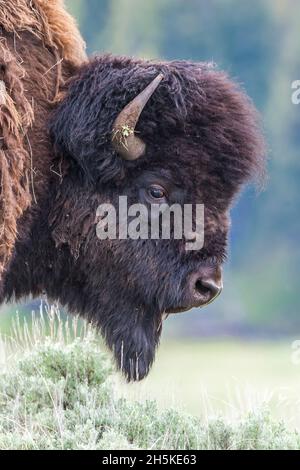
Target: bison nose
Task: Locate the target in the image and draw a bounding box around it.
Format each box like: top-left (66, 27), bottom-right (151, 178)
top-left (189, 268), bottom-right (223, 307)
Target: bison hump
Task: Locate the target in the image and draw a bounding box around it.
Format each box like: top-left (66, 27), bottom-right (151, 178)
top-left (0, 0), bottom-right (86, 279)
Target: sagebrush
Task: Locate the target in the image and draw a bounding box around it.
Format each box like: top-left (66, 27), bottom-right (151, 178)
top-left (0, 305), bottom-right (299, 450)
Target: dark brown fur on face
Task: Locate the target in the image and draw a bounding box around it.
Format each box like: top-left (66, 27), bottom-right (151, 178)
top-left (0, 1), bottom-right (266, 381)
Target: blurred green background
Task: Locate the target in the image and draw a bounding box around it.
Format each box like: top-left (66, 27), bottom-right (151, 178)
top-left (1, 1), bottom-right (300, 420)
top-left (1, 0), bottom-right (299, 337)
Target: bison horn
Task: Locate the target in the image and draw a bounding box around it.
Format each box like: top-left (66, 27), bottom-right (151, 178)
top-left (112, 73), bottom-right (164, 160)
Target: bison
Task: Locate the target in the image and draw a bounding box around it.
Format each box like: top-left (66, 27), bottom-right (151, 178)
top-left (0, 1), bottom-right (265, 381)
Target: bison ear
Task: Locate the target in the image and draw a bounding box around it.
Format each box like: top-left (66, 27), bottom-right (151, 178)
top-left (49, 72), bottom-right (126, 184)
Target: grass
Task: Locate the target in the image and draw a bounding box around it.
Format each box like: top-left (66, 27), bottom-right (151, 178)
top-left (117, 339), bottom-right (300, 428)
top-left (0, 304), bottom-right (300, 450)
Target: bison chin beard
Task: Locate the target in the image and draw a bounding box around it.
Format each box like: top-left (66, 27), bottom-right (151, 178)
top-left (99, 305), bottom-right (163, 382)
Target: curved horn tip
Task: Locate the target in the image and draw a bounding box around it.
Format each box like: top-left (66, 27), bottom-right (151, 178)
top-left (112, 72), bottom-right (164, 160)
top-left (156, 73), bottom-right (164, 82)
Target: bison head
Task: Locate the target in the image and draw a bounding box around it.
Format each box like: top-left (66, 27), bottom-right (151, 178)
top-left (4, 56), bottom-right (265, 381)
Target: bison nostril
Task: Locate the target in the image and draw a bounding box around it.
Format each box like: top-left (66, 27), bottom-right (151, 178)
top-left (167, 271), bottom-right (223, 313)
top-left (194, 278), bottom-right (222, 303)
top-left (195, 279), bottom-right (211, 297)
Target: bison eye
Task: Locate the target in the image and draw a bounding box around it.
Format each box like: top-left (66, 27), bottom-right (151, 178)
top-left (147, 185), bottom-right (167, 201)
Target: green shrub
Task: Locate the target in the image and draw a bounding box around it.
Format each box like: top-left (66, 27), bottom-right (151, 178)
top-left (0, 306), bottom-right (299, 450)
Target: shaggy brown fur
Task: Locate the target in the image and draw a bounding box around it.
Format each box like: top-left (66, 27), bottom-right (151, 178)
top-left (0, 40), bottom-right (33, 277)
top-left (0, 0), bottom-right (86, 66)
top-left (0, 0), bottom-right (86, 278)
